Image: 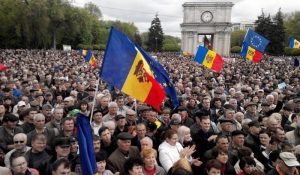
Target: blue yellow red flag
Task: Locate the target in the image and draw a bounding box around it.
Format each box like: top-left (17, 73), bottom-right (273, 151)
top-left (85, 50), bottom-right (97, 67)
top-left (240, 42), bottom-right (263, 63)
top-left (289, 38), bottom-right (300, 50)
top-left (100, 26), bottom-right (165, 111)
top-left (194, 46), bottom-right (224, 72)
top-left (77, 113), bottom-right (98, 175)
top-left (79, 49), bottom-right (87, 56)
top-left (136, 44), bottom-right (179, 107)
top-left (243, 29), bottom-right (269, 53)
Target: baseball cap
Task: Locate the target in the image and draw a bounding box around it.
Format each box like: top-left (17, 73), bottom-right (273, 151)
top-left (280, 152), bottom-right (300, 167)
top-left (71, 109), bottom-right (80, 116)
top-left (17, 101), bottom-right (26, 107)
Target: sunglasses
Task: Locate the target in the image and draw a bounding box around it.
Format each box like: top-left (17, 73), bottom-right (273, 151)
top-left (14, 141), bottom-right (25, 144)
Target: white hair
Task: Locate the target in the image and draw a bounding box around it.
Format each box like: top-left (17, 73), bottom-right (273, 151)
top-left (14, 133), bottom-right (27, 142)
top-left (171, 113), bottom-right (182, 122)
top-left (103, 121), bottom-right (115, 129)
top-left (108, 102), bottom-right (117, 108)
top-left (33, 113), bottom-right (45, 121)
top-left (177, 126), bottom-right (191, 145)
top-left (266, 94), bottom-right (274, 100)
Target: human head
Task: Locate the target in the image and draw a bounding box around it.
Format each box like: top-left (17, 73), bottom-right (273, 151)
top-left (117, 132), bottom-right (133, 152)
top-left (239, 156), bottom-right (256, 175)
top-left (31, 133), bottom-right (47, 153)
top-left (108, 102), bottom-right (118, 115)
top-left (95, 154), bottom-right (107, 174)
top-left (61, 117), bottom-right (74, 132)
top-left (278, 152), bottom-right (300, 175)
top-left (103, 121), bottom-right (115, 135)
top-left (10, 152), bottom-right (28, 174)
top-left (205, 159), bottom-right (222, 175)
top-left (55, 137), bottom-right (71, 158)
top-left (140, 137), bottom-right (153, 150)
top-left (140, 148), bottom-right (157, 169)
top-left (136, 123), bottom-right (146, 140)
top-left (98, 126), bottom-right (111, 143)
top-left (124, 157), bottom-right (144, 175)
top-left (13, 133), bottom-right (27, 151)
top-left (52, 158), bottom-right (71, 175)
top-left (177, 125), bottom-right (191, 145)
top-left (215, 135), bottom-right (229, 151)
top-left (165, 129), bottom-right (178, 146)
top-left (211, 146), bottom-right (228, 164)
top-left (171, 158), bottom-right (193, 175)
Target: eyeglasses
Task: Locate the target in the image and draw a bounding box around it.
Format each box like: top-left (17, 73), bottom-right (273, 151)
top-left (12, 161), bottom-right (27, 168)
top-left (14, 140), bottom-right (25, 144)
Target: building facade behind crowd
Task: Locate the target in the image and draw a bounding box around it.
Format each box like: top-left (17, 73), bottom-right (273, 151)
top-left (0, 49), bottom-right (300, 175)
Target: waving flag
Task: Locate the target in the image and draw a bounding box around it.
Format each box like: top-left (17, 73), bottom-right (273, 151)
top-left (77, 113), bottom-right (98, 175)
top-left (289, 38), bottom-right (300, 50)
top-left (85, 50), bottom-right (97, 67)
top-left (136, 44), bottom-right (179, 107)
top-left (180, 49), bottom-right (191, 56)
top-left (240, 29), bottom-right (269, 62)
top-left (0, 63), bottom-right (7, 72)
top-left (194, 46), bottom-right (224, 72)
top-left (100, 27), bottom-right (165, 111)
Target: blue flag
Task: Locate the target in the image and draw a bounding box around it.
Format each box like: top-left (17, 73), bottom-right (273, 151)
top-left (294, 58), bottom-right (299, 67)
top-left (135, 44), bottom-right (179, 107)
top-left (77, 113), bottom-right (98, 175)
top-left (243, 29), bottom-right (269, 53)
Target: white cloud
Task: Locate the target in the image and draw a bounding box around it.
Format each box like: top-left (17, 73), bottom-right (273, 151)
top-left (73, 0), bottom-right (300, 37)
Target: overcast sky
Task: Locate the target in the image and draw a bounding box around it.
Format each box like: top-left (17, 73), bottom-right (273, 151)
top-left (73, 0), bottom-right (300, 37)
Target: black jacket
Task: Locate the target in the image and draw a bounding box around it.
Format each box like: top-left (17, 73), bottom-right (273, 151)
top-left (244, 133), bottom-right (261, 156)
top-left (0, 126), bottom-right (24, 153)
top-left (21, 121), bottom-right (35, 134)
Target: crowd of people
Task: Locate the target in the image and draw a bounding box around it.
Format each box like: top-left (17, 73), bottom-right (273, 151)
top-left (0, 49), bottom-right (299, 175)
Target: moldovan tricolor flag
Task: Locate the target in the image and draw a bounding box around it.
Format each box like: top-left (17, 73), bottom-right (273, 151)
top-left (100, 26), bottom-right (165, 111)
top-left (289, 38), bottom-right (300, 50)
top-left (194, 46), bottom-right (224, 72)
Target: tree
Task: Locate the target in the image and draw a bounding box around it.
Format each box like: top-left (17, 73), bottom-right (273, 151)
top-left (285, 11), bottom-right (300, 44)
top-left (134, 33), bottom-right (142, 46)
top-left (231, 30), bottom-right (247, 47)
top-left (84, 2), bottom-right (102, 20)
top-left (147, 13), bottom-right (164, 52)
top-left (255, 9), bottom-right (286, 55)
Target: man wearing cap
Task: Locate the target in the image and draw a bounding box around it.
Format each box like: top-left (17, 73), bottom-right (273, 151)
top-left (30, 100), bottom-right (40, 111)
top-left (91, 110), bottom-right (103, 135)
top-left (177, 106), bottom-right (194, 127)
top-left (229, 130), bottom-right (247, 156)
top-left (125, 109), bottom-right (137, 126)
top-left (293, 98), bottom-right (300, 113)
top-left (137, 105), bottom-right (150, 123)
top-left (114, 114), bottom-right (128, 137)
top-left (28, 89), bottom-right (39, 102)
top-left (13, 101), bottom-right (28, 115)
top-left (190, 111), bottom-right (205, 135)
top-left (42, 104), bottom-right (53, 123)
top-left (26, 113), bottom-right (58, 147)
top-left (244, 102), bottom-right (259, 121)
top-left (1, 87), bottom-right (18, 105)
top-left (64, 97), bottom-right (74, 108)
top-left (0, 114), bottom-right (24, 153)
top-left (43, 92), bottom-right (55, 106)
top-left (282, 105), bottom-right (294, 129)
top-left (218, 118), bottom-right (234, 142)
top-left (82, 87), bottom-right (96, 103)
top-left (259, 101), bottom-right (271, 116)
top-left (266, 152), bottom-right (300, 175)
top-left (257, 89), bottom-right (264, 102)
top-left (244, 120), bottom-right (261, 156)
top-left (107, 132), bottom-right (140, 175)
top-left (217, 108), bottom-right (242, 133)
top-left (38, 137), bottom-right (79, 175)
top-left (20, 108), bottom-right (38, 134)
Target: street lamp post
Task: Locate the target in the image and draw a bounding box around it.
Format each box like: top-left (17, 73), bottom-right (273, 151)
top-left (155, 37), bottom-right (158, 52)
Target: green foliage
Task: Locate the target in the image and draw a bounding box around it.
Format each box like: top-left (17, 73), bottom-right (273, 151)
top-left (0, 0), bottom-right (140, 49)
top-left (284, 11), bottom-right (300, 44)
top-left (140, 32), bottom-right (149, 46)
top-left (84, 2), bottom-right (102, 20)
top-left (231, 31), bottom-right (246, 48)
top-left (163, 44), bottom-right (180, 52)
top-left (291, 48), bottom-right (300, 56)
top-left (230, 46), bottom-right (242, 53)
top-left (284, 47), bottom-right (300, 56)
top-left (255, 9), bottom-right (285, 55)
top-left (77, 44), bottom-right (93, 50)
top-left (284, 47), bottom-right (293, 56)
top-left (147, 13), bottom-right (164, 52)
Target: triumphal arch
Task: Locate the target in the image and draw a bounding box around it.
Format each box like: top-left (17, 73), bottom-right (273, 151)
top-left (181, 2), bottom-right (234, 56)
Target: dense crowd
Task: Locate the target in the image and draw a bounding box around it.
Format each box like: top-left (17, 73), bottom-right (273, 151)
top-left (0, 49), bottom-right (299, 175)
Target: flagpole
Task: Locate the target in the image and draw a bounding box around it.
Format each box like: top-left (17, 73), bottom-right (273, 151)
top-left (90, 79), bottom-right (99, 123)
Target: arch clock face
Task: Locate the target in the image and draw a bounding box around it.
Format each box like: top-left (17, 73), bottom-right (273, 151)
top-left (201, 11), bottom-right (213, 23)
